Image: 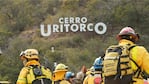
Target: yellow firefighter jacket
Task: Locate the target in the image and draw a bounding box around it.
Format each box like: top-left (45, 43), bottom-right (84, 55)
top-left (52, 70), bottom-right (70, 84)
top-left (16, 60), bottom-right (52, 84)
top-left (119, 39), bottom-right (149, 84)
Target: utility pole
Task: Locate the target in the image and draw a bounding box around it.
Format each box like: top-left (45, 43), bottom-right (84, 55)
top-left (0, 47), bottom-right (2, 55)
top-left (51, 46), bottom-right (55, 52)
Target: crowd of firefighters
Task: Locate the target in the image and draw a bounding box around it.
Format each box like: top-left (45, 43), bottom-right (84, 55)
top-left (16, 27), bottom-right (149, 84)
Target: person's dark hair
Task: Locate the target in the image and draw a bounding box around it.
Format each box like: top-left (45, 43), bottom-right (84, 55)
top-left (95, 68), bottom-right (102, 71)
top-left (120, 35), bottom-right (136, 43)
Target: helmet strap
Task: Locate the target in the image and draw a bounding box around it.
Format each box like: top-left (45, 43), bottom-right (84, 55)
top-left (23, 59), bottom-right (28, 66)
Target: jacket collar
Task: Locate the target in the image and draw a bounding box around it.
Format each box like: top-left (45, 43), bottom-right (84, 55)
top-left (25, 60), bottom-right (40, 67)
top-left (119, 39), bottom-right (135, 45)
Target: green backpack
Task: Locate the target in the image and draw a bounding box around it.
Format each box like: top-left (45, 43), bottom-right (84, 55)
top-left (103, 44), bottom-right (136, 79)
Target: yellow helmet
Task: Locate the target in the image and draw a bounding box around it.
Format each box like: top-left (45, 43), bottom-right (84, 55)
top-left (20, 49), bottom-right (39, 60)
top-left (53, 63), bottom-right (68, 81)
top-left (54, 63), bottom-right (68, 72)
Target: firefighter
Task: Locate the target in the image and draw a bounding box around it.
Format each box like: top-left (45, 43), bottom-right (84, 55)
top-left (16, 49), bottom-right (52, 84)
top-left (116, 27), bottom-right (149, 84)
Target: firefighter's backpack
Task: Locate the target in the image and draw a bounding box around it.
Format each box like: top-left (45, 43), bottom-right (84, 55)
top-left (27, 65), bottom-right (52, 84)
top-left (87, 74), bottom-right (102, 84)
top-left (103, 44), bottom-right (135, 79)
top-left (94, 76), bottom-right (102, 84)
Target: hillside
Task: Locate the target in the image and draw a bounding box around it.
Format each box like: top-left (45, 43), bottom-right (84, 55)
top-left (0, 0), bottom-right (149, 83)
